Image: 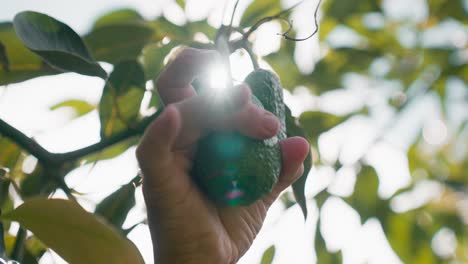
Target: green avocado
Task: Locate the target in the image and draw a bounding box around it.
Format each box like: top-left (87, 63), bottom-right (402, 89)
top-left (192, 69), bottom-right (285, 206)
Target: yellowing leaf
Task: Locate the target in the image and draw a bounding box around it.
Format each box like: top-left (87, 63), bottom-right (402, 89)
top-left (2, 198), bottom-right (144, 264)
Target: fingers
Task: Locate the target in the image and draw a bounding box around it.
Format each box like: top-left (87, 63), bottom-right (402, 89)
top-left (262, 137), bottom-right (310, 205)
top-left (171, 84), bottom-right (251, 148)
top-left (136, 105), bottom-right (181, 172)
top-left (156, 48), bottom-right (220, 104)
top-left (215, 103), bottom-right (280, 139)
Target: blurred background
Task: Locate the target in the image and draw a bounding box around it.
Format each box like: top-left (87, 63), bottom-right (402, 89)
top-left (0, 0), bottom-right (467, 263)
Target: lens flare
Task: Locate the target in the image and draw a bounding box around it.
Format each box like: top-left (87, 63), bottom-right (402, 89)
top-left (208, 63), bottom-right (230, 93)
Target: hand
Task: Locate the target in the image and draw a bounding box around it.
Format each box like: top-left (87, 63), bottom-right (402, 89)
top-left (136, 48), bottom-right (309, 264)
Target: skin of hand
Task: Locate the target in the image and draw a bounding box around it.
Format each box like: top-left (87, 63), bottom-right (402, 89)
top-left (136, 48), bottom-right (310, 264)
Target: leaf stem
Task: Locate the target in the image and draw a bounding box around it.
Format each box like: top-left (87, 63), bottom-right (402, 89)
top-left (10, 227), bottom-right (26, 261)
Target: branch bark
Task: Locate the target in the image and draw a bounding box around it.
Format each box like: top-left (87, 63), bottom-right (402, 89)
top-left (0, 108), bottom-right (163, 167)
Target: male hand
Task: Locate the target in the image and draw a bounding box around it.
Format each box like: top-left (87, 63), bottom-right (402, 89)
top-left (136, 48), bottom-right (309, 264)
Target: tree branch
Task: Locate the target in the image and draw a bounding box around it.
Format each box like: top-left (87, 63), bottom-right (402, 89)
top-left (0, 109), bottom-right (163, 166)
top-left (0, 118), bottom-right (55, 164)
top-left (55, 109), bottom-right (162, 163)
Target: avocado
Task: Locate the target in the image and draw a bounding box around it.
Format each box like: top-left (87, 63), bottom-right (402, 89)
top-left (192, 69), bottom-right (285, 206)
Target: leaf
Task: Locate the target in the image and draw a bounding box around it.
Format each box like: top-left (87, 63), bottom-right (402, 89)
top-left (240, 0), bottom-right (282, 27)
top-left (82, 137), bottom-right (138, 164)
top-left (13, 11), bottom-right (107, 78)
top-left (92, 9), bottom-right (144, 29)
top-left (50, 99), bottom-right (95, 118)
top-left (286, 106), bottom-right (311, 218)
top-left (260, 245), bottom-right (275, 264)
top-left (94, 177), bottom-right (138, 229)
top-left (0, 22), bottom-right (57, 85)
top-left (322, 0), bottom-right (381, 22)
top-left (345, 165), bottom-right (381, 222)
top-left (299, 111), bottom-right (349, 142)
top-left (139, 42), bottom-right (177, 81)
top-left (99, 60), bottom-right (146, 137)
top-left (176, 0), bottom-right (186, 9)
top-left (0, 41), bottom-right (9, 71)
top-left (0, 137), bottom-right (21, 169)
top-left (84, 23), bottom-right (155, 64)
top-left (315, 217), bottom-right (343, 263)
top-left (2, 198), bottom-right (144, 263)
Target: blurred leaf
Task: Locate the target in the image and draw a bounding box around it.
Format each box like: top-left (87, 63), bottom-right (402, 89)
top-left (151, 18), bottom-right (216, 46)
top-left (0, 22), bottom-right (57, 85)
top-left (285, 106), bottom-right (311, 218)
top-left (306, 48), bottom-right (379, 92)
top-left (264, 41), bottom-right (303, 90)
top-left (50, 99), bottom-right (95, 118)
top-left (0, 137), bottom-right (21, 169)
top-left (99, 60), bottom-right (145, 137)
top-left (82, 137), bottom-right (138, 164)
top-left (84, 23), bottom-right (155, 64)
top-left (0, 42), bottom-right (8, 71)
top-left (386, 212), bottom-right (438, 263)
top-left (240, 0), bottom-right (281, 27)
top-left (322, 0), bottom-right (381, 22)
top-left (139, 42), bottom-right (177, 81)
top-left (427, 0), bottom-right (467, 22)
top-left (13, 11), bottom-right (107, 78)
top-left (299, 111), bottom-right (349, 142)
top-left (152, 17), bottom-right (190, 42)
top-left (19, 166), bottom-right (57, 198)
top-left (92, 9), bottom-right (144, 29)
top-left (2, 198), bottom-right (144, 263)
top-left (316, 217), bottom-right (343, 263)
top-left (345, 165), bottom-right (381, 222)
top-left (176, 0), bottom-right (186, 9)
top-left (95, 177), bottom-right (138, 230)
top-left (260, 245), bottom-right (275, 264)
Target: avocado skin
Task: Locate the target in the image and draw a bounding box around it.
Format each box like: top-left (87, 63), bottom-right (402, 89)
top-left (192, 70), bottom-right (285, 206)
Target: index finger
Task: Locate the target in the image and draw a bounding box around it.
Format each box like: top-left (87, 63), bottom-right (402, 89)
top-left (155, 47), bottom-right (221, 104)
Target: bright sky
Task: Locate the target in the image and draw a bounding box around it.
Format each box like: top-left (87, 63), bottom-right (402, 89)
top-left (1, 0), bottom-right (466, 263)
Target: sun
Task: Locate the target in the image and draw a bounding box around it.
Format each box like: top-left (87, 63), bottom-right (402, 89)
top-left (208, 62), bottom-right (230, 93)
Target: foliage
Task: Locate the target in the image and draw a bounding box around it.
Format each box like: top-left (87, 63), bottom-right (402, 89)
top-left (0, 0), bottom-right (466, 263)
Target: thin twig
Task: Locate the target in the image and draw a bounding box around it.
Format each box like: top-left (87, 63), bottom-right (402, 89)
top-left (229, 0), bottom-right (241, 29)
top-left (279, 0), bottom-right (322, 41)
top-left (243, 42), bottom-right (259, 70)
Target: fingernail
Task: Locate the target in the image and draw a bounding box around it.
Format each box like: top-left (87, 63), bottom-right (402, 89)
top-left (262, 112), bottom-right (279, 134)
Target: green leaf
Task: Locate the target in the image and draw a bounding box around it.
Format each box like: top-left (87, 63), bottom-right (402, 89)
top-left (286, 106), bottom-right (311, 218)
top-left (94, 177), bottom-right (138, 230)
top-left (50, 99), bottom-right (95, 117)
top-left (0, 22), bottom-right (57, 85)
top-left (240, 0), bottom-right (282, 27)
top-left (82, 138), bottom-right (138, 164)
top-left (2, 198), bottom-right (144, 263)
top-left (260, 245), bottom-right (275, 264)
top-left (0, 41), bottom-right (8, 71)
top-left (299, 111), bottom-right (349, 142)
top-left (139, 42), bottom-right (177, 81)
top-left (0, 137), bottom-right (21, 169)
top-left (322, 0), bottom-right (381, 22)
top-left (345, 165), bottom-right (380, 222)
top-left (315, 217), bottom-right (343, 263)
top-left (13, 11), bottom-right (107, 78)
top-left (92, 9), bottom-right (144, 29)
top-left (84, 23), bottom-right (155, 64)
top-left (99, 60), bottom-right (146, 137)
top-left (176, 0), bottom-right (186, 9)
